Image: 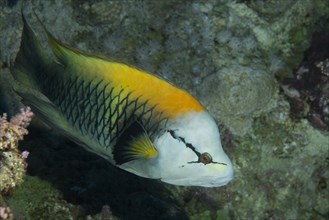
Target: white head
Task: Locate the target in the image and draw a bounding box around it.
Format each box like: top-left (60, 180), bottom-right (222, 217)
top-left (155, 111), bottom-right (233, 187)
top-left (119, 111), bottom-right (233, 187)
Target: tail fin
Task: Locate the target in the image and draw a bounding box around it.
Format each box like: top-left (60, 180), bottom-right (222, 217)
top-left (11, 13), bottom-right (50, 89)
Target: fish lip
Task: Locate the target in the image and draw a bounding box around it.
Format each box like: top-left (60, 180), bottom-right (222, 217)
top-left (162, 172), bottom-right (234, 187)
top-left (160, 160), bottom-right (234, 187)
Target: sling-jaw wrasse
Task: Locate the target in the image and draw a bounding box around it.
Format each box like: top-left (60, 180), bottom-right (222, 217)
top-left (11, 15), bottom-right (233, 187)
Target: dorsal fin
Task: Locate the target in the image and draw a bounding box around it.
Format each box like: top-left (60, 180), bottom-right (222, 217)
top-left (45, 27), bottom-right (112, 66)
top-left (11, 12), bottom-right (51, 90)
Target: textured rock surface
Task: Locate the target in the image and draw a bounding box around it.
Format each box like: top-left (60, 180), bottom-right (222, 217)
top-left (0, 0), bottom-right (328, 219)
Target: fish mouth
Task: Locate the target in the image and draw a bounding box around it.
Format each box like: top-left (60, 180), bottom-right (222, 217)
top-left (160, 159), bottom-right (234, 187)
top-left (162, 171), bottom-right (234, 187)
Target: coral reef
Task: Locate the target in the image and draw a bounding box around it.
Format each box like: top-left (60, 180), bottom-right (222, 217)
top-left (230, 111), bottom-right (329, 219)
top-left (8, 176), bottom-right (75, 220)
top-left (1, 0), bottom-right (328, 134)
top-left (0, 107), bottom-right (33, 194)
top-left (200, 65), bottom-right (276, 135)
top-left (0, 0), bottom-right (328, 219)
top-left (86, 205), bottom-right (119, 220)
top-left (279, 31), bottom-right (329, 131)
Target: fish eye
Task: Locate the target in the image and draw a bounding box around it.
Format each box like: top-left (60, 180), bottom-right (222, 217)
top-left (199, 152), bottom-right (212, 165)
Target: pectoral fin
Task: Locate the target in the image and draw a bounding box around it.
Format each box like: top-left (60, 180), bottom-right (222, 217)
top-left (113, 121), bottom-right (158, 165)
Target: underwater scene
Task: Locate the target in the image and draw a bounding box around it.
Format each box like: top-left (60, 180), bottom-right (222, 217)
top-left (0, 0), bottom-right (328, 219)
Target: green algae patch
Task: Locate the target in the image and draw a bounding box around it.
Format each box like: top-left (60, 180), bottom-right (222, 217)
top-left (230, 111), bottom-right (329, 219)
top-left (8, 176), bottom-right (74, 220)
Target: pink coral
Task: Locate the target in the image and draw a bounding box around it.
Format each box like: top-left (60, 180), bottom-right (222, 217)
top-left (0, 107), bottom-right (33, 194)
top-left (0, 107), bottom-right (33, 150)
top-left (0, 107), bottom-right (33, 141)
top-left (0, 206), bottom-right (13, 219)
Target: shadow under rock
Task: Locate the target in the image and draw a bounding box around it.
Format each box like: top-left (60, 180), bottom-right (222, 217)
top-left (19, 125), bottom-right (188, 220)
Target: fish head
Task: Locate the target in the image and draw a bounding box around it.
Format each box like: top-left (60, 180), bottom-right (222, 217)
top-left (154, 111), bottom-right (233, 187)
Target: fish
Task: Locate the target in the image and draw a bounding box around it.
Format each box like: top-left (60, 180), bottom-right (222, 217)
top-left (11, 13), bottom-right (233, 187)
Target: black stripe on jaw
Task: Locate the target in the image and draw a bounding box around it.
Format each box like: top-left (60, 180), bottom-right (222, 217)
top-left (167, 130), bottom-right (201, 157)
top-left (167, 130), bottom-right (227, 166)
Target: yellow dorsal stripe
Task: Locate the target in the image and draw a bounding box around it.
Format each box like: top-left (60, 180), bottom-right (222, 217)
top-left (106, 63), bottom-right (204, 117)
top-left (50, 40), bottom-right (205, 118)
top-left (96, 59), bottom-right (204, 118)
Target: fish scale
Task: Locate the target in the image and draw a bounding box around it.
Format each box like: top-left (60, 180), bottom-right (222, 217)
top-left (43, 70), bottom-right (165, 149)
